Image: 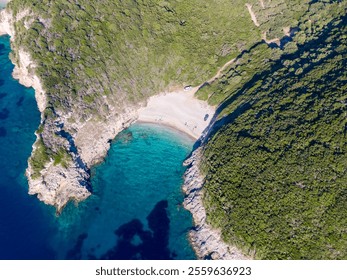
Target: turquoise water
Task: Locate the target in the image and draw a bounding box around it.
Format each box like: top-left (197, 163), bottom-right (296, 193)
top-left (0, 35), bottom-right (196, 259)
top-left (82, 124), bottom-right (195, 259)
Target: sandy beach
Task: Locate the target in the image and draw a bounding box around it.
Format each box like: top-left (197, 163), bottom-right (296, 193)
top-left (137, 87), bottom-right (215, 140)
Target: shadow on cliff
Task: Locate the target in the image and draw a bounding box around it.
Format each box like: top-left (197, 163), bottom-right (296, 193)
top-left (66, 200), bottom-right (176, 260)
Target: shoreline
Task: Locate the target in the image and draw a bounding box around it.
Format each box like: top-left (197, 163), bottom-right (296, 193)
top-left (136, 120), bottom-right (197, 142)
top-left (182, 148), bottom-right (250, 260)
top-left (137, 88), bottom-right (215, 140)
top-left (0, 0), bottom-right (9, 9)
top-left (1, 4), bottom-right (244, 259)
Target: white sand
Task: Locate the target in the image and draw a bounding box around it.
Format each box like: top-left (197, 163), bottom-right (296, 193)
top-left (137, 87), bottom-right (215, 139)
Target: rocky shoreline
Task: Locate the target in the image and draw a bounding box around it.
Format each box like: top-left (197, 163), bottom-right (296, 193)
top-left (1, 5), bottom-right (246, 258)
top-left (183, 148), bottom-right (249, 260)
top-left (1, 8), bottom-right (140, 213)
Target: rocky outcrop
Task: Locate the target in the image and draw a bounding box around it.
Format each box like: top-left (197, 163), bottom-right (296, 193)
top-left (26, 157), bottom-right (91, 214)
top-left (25, 108), bottom-right (139, 214)
top-left (0, 9), bottom-right (87, 212)
top-left (183, 148), bottom-right (249, 260)
top-left (69, 107), bottom-right (139, 166)
top-left (0, 10), bottom-right (10, 35)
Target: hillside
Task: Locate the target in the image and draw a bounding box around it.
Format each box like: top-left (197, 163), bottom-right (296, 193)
top-left (200, 1), bottom-right (347, 259)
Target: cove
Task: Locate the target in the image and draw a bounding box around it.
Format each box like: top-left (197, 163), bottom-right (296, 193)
top-left (82, 123), bottom-right (196, 260)
top-left (0, 34), bottom-right (196, 259)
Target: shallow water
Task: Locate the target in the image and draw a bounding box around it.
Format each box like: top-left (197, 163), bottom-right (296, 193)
top-left (81, 123), bottom-right (195, 260)
top-left (0, 35), bottom-right (196, 259)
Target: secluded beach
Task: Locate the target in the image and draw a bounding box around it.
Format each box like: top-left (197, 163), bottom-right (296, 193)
top-left (138, 87), bottom-right (215, 140)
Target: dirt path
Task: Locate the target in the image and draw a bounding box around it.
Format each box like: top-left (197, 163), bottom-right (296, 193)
top-left (246, 3), bottom-right (260, 27)
top-left (262, 31), bottom-right (280, 45)
top-left (207, 58), bottom-right (236, 84)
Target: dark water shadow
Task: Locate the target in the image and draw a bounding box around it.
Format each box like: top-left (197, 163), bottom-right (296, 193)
top-left (0, 108), bottom-right (9, 120)
top-left (66, 233), bottom-right (88, 260)
top-left (66, 200), bottom-right (175, 260)
top-left (16, 96), bottom-right (24, 107)
top-left (0, 127), bottom-right (6, 137)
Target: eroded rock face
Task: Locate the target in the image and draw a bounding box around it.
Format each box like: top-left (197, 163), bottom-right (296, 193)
top-left (70, 108), bottom-right (139, 166)
top-left (183, 148), bottom-right (249, 260)
top-left (12, 49), bottom-right (47, 112)
top-left (27, 161), bottom-right (90, 214)
top-left (0, 9), bottom-right (12, 36)
top-left (25, 99), bottom-right (140, 214)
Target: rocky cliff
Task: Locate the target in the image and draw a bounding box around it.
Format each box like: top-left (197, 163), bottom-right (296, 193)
top-left (1, 8), bottom-right (142, 213)
top-left (183, 148), bottom-right (249, 260)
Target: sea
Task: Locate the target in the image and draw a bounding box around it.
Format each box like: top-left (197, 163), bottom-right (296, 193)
top-left (0, 34), bottom-right (196, 259)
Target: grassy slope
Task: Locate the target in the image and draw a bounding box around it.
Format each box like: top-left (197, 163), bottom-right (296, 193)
top-left (8, 0), bottom-right (259, 113)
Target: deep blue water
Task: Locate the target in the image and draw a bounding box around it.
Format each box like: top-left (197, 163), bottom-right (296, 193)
top-left (0, 35), bottom-right (196, 259)
top-left (0, 35), bottom-right (55, 259)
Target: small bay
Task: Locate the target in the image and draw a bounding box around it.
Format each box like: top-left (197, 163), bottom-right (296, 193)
top-left (0, 35), bottom-right (195, 259)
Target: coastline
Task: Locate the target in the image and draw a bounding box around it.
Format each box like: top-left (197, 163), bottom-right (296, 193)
top-left (0, 8), bottom-right (47, 113)
top-left (1, 4), bottom-right (244, 259)
top-left (183, 148), bottom-right (249, 260)
top-left (136, 121), bottom-right (197, 142)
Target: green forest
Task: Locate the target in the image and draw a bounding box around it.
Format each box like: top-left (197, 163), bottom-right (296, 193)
top-left (201, 1), bottom-right (347, 259)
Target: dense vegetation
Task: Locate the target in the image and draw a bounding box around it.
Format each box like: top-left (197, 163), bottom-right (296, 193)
top-left (9, 0), bottom-right (262, 116)
top-left (201, 1), bottom-right (347, 259)
top-left (6, 0), bottom-right (312, 116)
top-left (5, 0), bottom-right (252, 174)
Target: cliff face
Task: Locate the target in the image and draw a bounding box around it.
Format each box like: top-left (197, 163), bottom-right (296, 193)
top-left (1, 9), bottom-right (46, 111)
top-left (0, 9), bottom-right (11, 35)
top-left (12, 49), bottom-right (46, 112)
